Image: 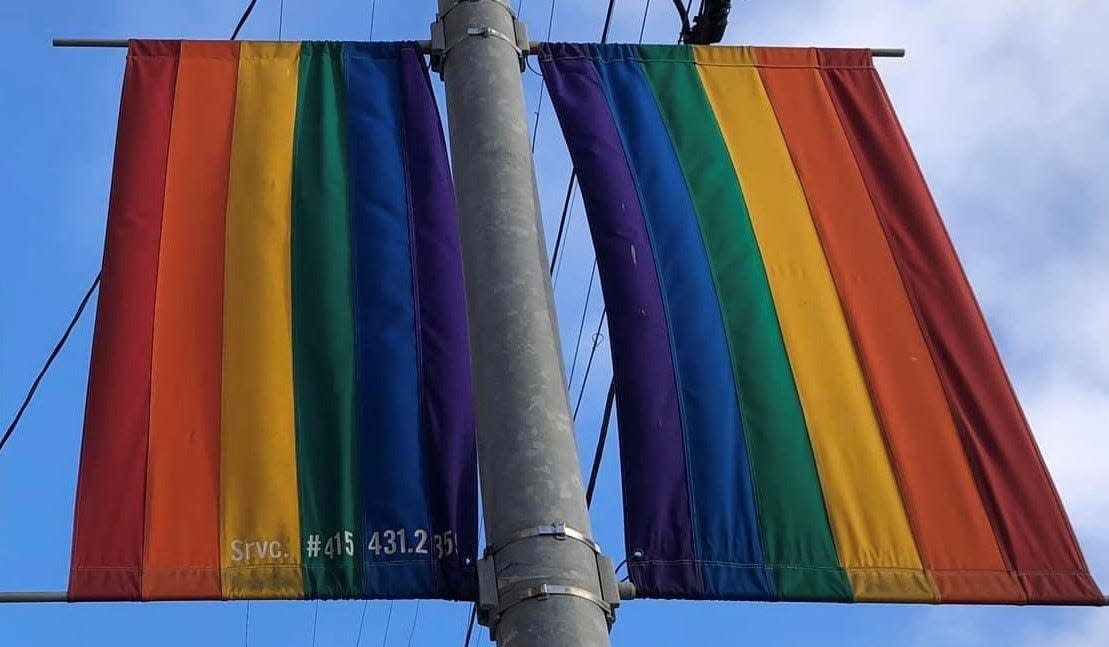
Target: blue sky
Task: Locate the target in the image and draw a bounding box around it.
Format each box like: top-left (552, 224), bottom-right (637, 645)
top-left (2, 0), bottom-right (1107, 645)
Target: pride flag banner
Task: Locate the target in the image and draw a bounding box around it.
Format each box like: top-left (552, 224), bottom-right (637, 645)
top-left (541, 43), bottom-right (1104, 605)
top-left (69, 40), bottom-right (477, 602)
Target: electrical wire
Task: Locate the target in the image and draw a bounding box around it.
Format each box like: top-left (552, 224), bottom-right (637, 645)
top-left (1, 273), bottom-right (100, 455)
top-left (565, 261), bottom-right (598, 388)
top-left (406, 600), bottom-right (421, 646)
top-left (600, 0), bottom-right (618, 42)
top-left (547, 173), bottom-right (576, 278)
top-left (230, 0), bottom-right (261, 39)
top-left (311, 600), bottom-right (319, 646)
top-left (243, 601), bottom-right (252, 647)
top-left (354, 601), bottom-right (369, 646)
top-left (462, 606), bottom-right (478, 647)
top-left (278, 0), bottom-right (285, 39)
top-left (638, 0), bottom-right (653, 42)
top-left (571, 309), bottom-right (606, 421)
top-left (380, 601), bottom-right (394, 647)
top-left (584, 378), bottom-right (616, 505)
top-left (369, 0), bottom-right (378, 39)
top-left (528, 0), bottom-right (558, 152)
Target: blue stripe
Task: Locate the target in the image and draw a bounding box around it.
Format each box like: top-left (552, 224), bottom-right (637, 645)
top-left (344, 42), bottom-right (435, 597)
top-left (590, 44), bottom-right (773, 599)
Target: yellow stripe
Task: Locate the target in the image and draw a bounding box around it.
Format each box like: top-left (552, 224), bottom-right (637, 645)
top-left (220, 42), bottom-right (304, 599)
top-left (693, 46), bottom-right (937, 602)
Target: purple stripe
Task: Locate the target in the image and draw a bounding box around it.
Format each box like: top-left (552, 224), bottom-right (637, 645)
top-left (540, 42), bottom-right (701, 597)
top-left (399, 43), bottom-right (478, 601)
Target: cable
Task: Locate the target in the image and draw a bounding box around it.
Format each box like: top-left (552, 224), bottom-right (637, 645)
top-left (278, 0), bottom-right (285, 39)
top-left (311, 600), bottom-right (319, 646)
top-left (1, 273), bottom-right (100, 455)
top-left (369, 0), bottom-right (378, 39)
top-left (380, 601), bottom-right (394, 647)
top-left (600, 0), bottom-right (618, 42)
top-left (571, 309), bottom-right (606, 421)
top-left (354, 601), bottom-right (369, 646)
top-left (462, 606), bottom-right (478, 647)
top-left (584, 378), bottom-right (615, 506)
top-left (406, 600), bottom-right (421, 646)
top-left (638, 0), bottom-right (653, 42)
top-left (547, 173), bottom-right (576, 278)
top-left (528, 0), bottom-right (558, 152)
top-left (229, 0), bottom-right (260, 39)
top-left (243, 601), bottom-right (252, 647)
top-left (565, 261), bottom-right (597, 388)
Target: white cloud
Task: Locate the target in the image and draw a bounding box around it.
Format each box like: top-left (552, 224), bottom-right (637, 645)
top-left (1026, 609), bottom-right (1109, 647)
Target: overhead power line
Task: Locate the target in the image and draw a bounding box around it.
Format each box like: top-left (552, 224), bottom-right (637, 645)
top-left (571, 309), bottom-right (607, 421)
top-left (566, 262), bottom-right (598, 388)
top-left (230, 0), bottom-right (260, 40)
top-left (1, 273), bottom-right (100, 456)
top-left (406, 600), bottom-right (421, 646)
top-left (547, 173), bottom-right (575, 277)
top-left (381, 601), bottom-right (394, 647)
top-left (354, 600), bottom-right (369, 646)
top-left (585, 379), bottom-right (616, 506)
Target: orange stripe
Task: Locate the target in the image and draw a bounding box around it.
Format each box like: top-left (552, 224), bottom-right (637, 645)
top-left (755, 47), bottom-right (1024, 603)
top-left (143, 41), bottom-right (240, 600)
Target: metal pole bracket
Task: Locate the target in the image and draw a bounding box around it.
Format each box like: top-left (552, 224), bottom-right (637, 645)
top-left (430, 0), bottom-right (530, 74)
top-left (476, 550), bottom-right (624, 640)
top-left (485, 521), bottom-right (601, 556)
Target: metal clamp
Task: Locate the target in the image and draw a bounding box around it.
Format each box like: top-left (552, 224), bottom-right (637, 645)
top-left (464, 25), bottom-right (522, 55)
top-left (486, 522), bottom-right (601, 556)
top-left (475, 545), bottom-right (624, 638)
top-left (491, 582), bottom-right (614, 626)
top-left (430, 1), bottom-right (530, 74)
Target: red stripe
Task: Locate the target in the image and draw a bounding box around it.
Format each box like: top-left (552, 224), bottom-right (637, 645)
top-left (69, 40), bottom-right (179, 601)
top-left (818, 48), bottom-right (1101, 604)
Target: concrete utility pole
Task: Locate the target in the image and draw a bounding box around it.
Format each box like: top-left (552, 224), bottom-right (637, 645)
top-left (432, 1), bottom-right (618, 645)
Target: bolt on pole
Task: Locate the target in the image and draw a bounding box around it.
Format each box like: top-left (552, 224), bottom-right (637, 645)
top-left (432, 1), bottom-right (617, 645)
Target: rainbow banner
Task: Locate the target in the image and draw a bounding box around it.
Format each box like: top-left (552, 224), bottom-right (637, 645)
top-left (540, 43), bottom-right (1104, 604)
top-left (69, 40), bottom-right (477, 602)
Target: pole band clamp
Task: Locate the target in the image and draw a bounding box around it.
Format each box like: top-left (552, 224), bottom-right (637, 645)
top-left (430, 2), bottom-right (530, 74)
top-left (486, 522), bottom-right (601, 557)
top-left (491, 582), bottom-right (614, 628)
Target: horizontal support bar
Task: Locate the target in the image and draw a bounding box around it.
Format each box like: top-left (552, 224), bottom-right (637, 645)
top-left (0, 590), bottom-right (1103, 604)
top-left (51, 38), bottom-right (905, 57)
top-left (0, 591), bottom-right (67, 603)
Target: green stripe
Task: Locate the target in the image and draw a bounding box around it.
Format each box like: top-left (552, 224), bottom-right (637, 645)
top-left (638, 45), bottom-right (850, 600)
top-left (291, 41), bottom-right (362, 598)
